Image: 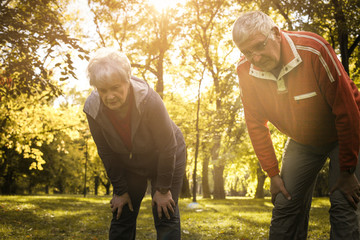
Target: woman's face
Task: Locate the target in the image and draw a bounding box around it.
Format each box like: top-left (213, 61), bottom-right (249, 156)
top-left (95, 73), bottom-right (130, 111)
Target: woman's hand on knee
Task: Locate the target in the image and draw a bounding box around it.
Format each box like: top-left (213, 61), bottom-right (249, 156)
top-left (110, 192), bottom-right (134, 219)
top-left (152, 190), bottom-right (175, 220)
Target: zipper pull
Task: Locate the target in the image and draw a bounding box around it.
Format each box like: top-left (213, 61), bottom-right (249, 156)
top-left (129, 152), bottom-right (132, 159)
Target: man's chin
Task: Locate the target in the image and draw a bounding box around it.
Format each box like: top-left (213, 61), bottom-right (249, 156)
top-left (255, 64), bottom-right (276, 73)
top-left (255, 65), bottom-right (269, 72)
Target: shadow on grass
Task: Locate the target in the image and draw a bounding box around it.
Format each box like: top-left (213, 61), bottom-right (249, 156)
top-left (178, 197), bottom-right (330, 240)
top-left (178, 198), bottom-right (273, 240)
top-left (0, 195), bottom-right (111, 240)
top-left (0, 195), bottom-right (331, 240)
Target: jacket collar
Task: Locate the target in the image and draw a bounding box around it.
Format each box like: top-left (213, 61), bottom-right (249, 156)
top-left (83, 76), bottom-right (151, 153)
top-left (84, 76), bottom-right (149, 120)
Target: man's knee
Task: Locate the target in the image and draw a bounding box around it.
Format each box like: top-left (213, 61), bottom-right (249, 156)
top-left (330, 190), bottom-right (359, 239)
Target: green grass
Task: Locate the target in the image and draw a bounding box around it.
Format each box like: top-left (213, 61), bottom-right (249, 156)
top-left (0, 195), bottom-right (330, 239)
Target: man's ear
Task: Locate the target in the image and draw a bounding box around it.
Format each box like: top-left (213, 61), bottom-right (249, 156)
top-left (272, 26), bottom-right (281, 41)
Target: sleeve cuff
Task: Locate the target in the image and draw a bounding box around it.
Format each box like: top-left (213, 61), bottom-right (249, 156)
top-left (266, 166), bottom-right (280, 178)
top-left (113, 187), bottom-right (128, 196)
top-left (155, 175), bottom-right (172, 190)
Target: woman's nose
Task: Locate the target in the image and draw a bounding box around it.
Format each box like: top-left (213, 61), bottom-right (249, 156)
top-left (106, 93), bottom-right (115, 100)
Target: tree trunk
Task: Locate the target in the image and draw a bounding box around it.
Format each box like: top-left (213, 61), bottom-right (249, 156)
top-left (202, 153), bottom-right (211, 198)
top-left (155, 63), bottom-right (164, 98)
top-left (331, 0), bottom-right (349, 74)
top-left (213, 164), bottom-right (225, 199)
top-left (254, 164), bottom-right (267, 199)
top-left (154, 11), bottom-right (169, 99)
top-left (100, 177), bottom-right (111, 195)
top-left (272, 1), bottom-right (293, 30)
top-left (28, 181), bottom-right (34, 195)
top-left (94, 175), bottom-right (100, 195)
top-left (105, 184), bottom-right (111, 195)
top-left (180, 173), bottom-right (191, 198)
top-left (1, 149), bottom-right (17, 194)
top-left (180, 148), bottom-right (191, 198)
top-left (1, 169), bottom-right (15, 194)
top-left (212, 135), bottom-right (225, 199)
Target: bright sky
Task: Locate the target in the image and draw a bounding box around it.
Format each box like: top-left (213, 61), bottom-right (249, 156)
top-left (59, 0), bottom-right (225, 105)
top-left (61, 0), bottom-right (191, 91)
top-left (148, 0), bottom-right (187, 11)
top-left (63, 0), bottom-right (96, 92)
top-left (64, 0), bottom-right (189, 93)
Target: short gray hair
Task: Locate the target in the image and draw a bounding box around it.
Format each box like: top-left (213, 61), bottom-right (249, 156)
top-left (232, 11), bottom-right (277, 49)
top-left (87, 48), bottom-right (131, 86)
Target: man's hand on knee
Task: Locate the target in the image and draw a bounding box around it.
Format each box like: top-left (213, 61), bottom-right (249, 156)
top-left (270, 174), bottom-right (292, 205)
top-left (330, 172), bottom-right (360, 209)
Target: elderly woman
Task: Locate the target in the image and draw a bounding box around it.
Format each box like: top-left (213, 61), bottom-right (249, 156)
top-left (83, 48), bottom-right (186, 240)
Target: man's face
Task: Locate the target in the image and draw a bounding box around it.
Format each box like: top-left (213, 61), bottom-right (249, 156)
top-left (239, 28), bottom-right (281, 72)
top-left (95, 73), bottom-right (130, 111)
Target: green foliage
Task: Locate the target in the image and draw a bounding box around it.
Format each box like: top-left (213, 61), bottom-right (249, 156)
top-left (88, 0), bottom-right (184, 97)
top-left (0, 195), bottom-right (331, 239)
top-left (0, 94), bottom-right (59, 175)
top-left (0, 0), bottom-right (91, 194)
top-left (0, 0), bottom-right (88, 99)
top-left (174, 0), bottom-right (246, 199)
top-left (251, 0), bottom-right (360, 80)
top-left (84, 0), bottom-right (360, 198)
top-left (1, 0), bottom-right (359, 198)
top-left (223, 125), bottom-right (287, 197)
top-left (0, 86), bottom-right (107, 195)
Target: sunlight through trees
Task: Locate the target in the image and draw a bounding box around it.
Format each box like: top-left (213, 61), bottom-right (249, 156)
top-left (0, 0), bottom-right (359, 198)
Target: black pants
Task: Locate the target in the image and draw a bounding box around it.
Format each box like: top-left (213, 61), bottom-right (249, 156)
top-left (109, 146), bottom-right (186, 240)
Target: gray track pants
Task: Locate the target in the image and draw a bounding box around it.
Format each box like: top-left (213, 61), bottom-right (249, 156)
top-left (269, 139), bottom-right (360, 240)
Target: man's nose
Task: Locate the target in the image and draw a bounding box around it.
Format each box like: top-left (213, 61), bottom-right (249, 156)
top-left (251, 54), bottom-right (262, 63)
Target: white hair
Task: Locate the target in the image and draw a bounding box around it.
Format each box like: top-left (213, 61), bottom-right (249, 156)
top-left (87, 48), bottom-right (131, 86)
top-left (232, 11), bottom-right (278, 49)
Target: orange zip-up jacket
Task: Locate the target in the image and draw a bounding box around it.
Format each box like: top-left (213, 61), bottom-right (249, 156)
top-left (236, 30), bottom-right (360, 177)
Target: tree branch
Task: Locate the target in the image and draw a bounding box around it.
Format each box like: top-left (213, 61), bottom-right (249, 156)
top-left (348, 34), bottom-right (360, 57)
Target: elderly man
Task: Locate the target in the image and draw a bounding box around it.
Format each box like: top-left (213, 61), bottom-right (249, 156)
top-left (232, 11), bottom-right (360, 239)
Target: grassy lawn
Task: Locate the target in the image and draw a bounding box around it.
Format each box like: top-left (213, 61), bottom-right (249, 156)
top-left (0, 195), bottom-right (330, 239)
